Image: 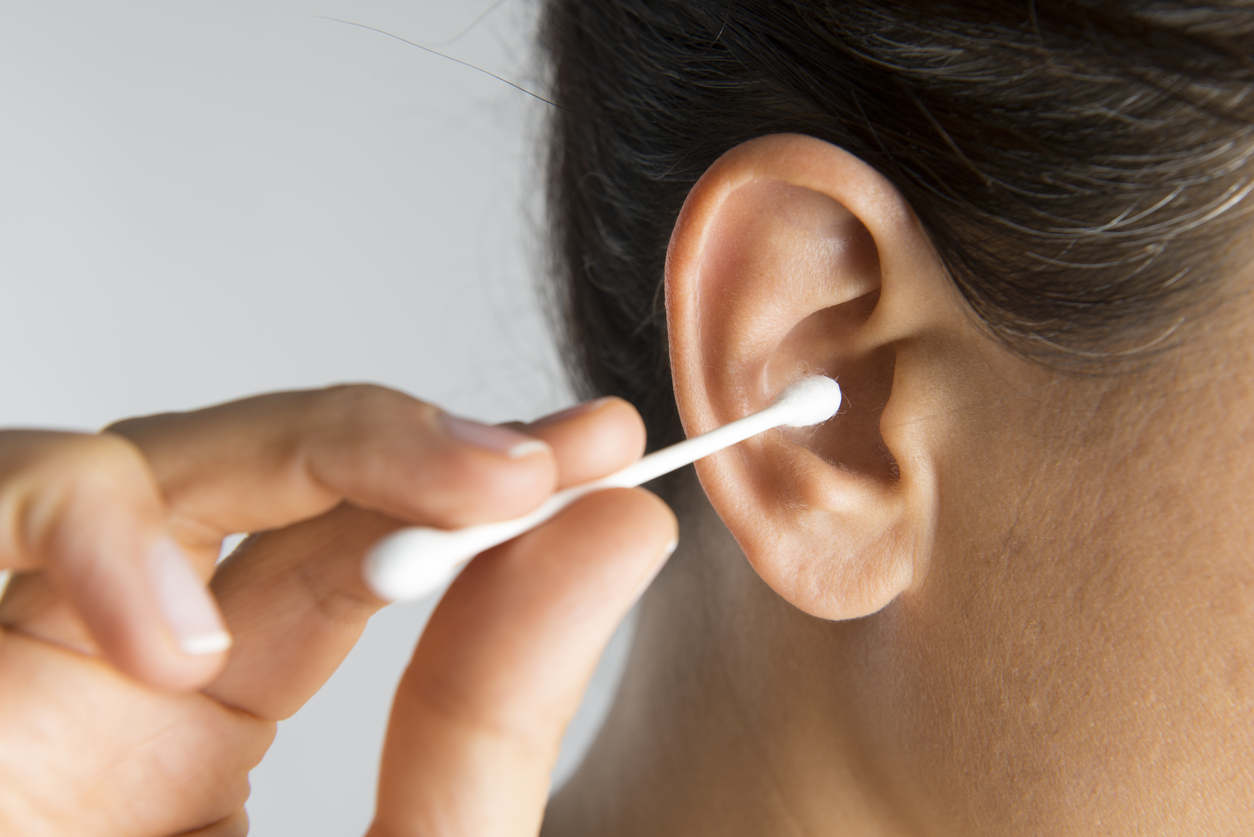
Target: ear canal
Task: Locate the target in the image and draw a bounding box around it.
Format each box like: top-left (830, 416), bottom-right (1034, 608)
top-left (781, 336), bottom-right (899, 489)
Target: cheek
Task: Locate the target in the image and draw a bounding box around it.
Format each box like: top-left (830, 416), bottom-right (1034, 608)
top-left (852, 363), bottom-right (1254, 833)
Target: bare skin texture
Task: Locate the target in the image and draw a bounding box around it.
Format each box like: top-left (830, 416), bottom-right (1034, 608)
top-left (0, 386), bottom-right (676, 836)
top-left (544, 135), bottom-right (1254, 836)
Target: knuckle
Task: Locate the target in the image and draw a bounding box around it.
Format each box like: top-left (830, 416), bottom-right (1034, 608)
top-left (314, 383), bottom-right (438, 429)
top-left (307, 384), bottom-right (440, 467)
top-left (2, 431), bottom-right (153, 509)
top-left (54, 433), bottom-right (154, 502)
top-left (72, 430), bottom-right (146, 470)
top-left (0, 433), bottom-right (159, 562)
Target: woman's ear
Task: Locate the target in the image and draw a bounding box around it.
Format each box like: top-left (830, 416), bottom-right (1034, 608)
top-left (666, 133), bottom-right (972, 620)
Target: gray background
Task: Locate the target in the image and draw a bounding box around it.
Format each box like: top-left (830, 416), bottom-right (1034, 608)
top-left (0, 2), bottom-right (633, 833)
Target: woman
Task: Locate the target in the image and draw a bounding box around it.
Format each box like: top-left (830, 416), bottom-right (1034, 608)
top-left (3, 0), bottom-right (1253, 834)
top-left (540, 0), bottom-right (1254, 833)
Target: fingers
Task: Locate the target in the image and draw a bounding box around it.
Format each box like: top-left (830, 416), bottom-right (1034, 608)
top-left (0, 630), bottom-right (270, 837)
top-left (108, 385), bottom-right (559, 549)
top-left (202, 504), bottom-right (392, 720)
top-left (201, 396), bottom-right (649, 722)
top-left (369, 487), bottom-right (677, 837)
top-left (1, 384), bottom-right (566, 693)
top-left (516, 397), bottom-right (646, 489)
top-left (0, 431), bottom-right (230, 690)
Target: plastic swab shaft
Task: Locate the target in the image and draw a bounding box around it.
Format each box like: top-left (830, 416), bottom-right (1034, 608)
top-left (363, 376), bottom-right (841, 601)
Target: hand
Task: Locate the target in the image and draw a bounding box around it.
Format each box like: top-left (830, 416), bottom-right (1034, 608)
top-left (0, 385), bottom-right (676, 836)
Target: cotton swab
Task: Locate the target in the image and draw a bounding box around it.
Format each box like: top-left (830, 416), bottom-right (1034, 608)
top-left (363, 376), bottom-right (842, 602)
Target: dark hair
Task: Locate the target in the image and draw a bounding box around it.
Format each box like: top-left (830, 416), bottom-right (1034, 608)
top-left (540, 0), bottom-right (1254, 449)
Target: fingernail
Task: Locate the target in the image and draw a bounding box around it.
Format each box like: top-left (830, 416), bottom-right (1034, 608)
top-left (530, 396), bottom-right (615, 428)
top-left (634, 538), bottom-right (678, 601)
top-left (148, 539), bottom-right (232, 656)
top-left (440, 413), bottom-right (551, 459)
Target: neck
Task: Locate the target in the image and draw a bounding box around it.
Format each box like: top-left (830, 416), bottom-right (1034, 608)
top-left (542, 488), bottom-right (913, 837)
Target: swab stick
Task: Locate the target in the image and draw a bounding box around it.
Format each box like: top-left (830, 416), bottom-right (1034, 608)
top-left (363, 376), bottom-right (842, 601)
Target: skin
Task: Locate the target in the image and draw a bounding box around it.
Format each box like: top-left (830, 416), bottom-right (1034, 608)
top-left (0, 385), bottom-right (676, 836)
top-left (544, 135), bottom-right (1254, 835)
top-left (3, 133), bottom-right (1249, 835)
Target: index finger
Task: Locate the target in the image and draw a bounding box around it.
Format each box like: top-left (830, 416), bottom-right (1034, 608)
top-left (108, 385), bottom-right (558, 553)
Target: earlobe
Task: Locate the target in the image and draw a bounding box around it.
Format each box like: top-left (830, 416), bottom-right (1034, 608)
top-left (665, 133), bottom-right (961, 620)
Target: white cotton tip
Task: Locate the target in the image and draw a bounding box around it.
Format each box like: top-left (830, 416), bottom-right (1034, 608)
top-left (773, 376), bottom-right (843, 428)
top-left (364, 528), bottom-right (468, 601)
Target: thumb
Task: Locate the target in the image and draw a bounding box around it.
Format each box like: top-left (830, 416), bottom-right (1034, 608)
top-left (0, 431), bottom-right (229, 691)
top-left (368, 487), bottom-right (676, 837)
